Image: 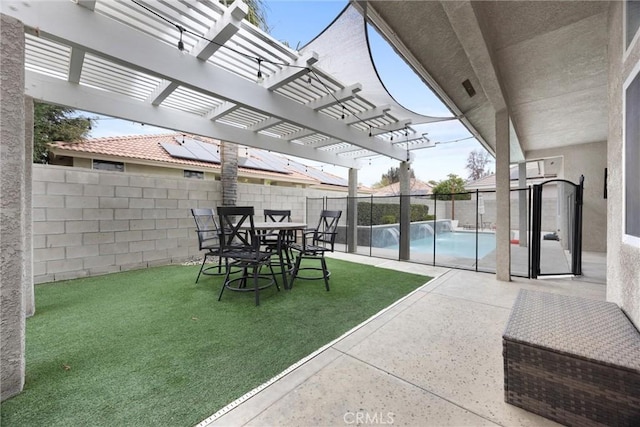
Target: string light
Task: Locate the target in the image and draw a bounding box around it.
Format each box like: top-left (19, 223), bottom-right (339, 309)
top-left (368, 126), bottom-right (372, 137)
top-left (341, 105), bottom-right (345, 120)
top-left (256, 58), bottom-right (264, 84)
top-left (176, 25), bottom-right (185, 51)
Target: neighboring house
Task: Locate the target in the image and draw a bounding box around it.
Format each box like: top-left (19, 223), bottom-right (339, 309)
top-left (48, 133), bottom-right (362, 193)
top-left (372, 178), bottom-right (433, 196)
top-left (466, 158), bottom-right (561, 198)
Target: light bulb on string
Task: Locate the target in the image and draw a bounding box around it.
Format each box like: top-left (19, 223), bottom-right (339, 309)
top-left (176, 25), bottom-right (185, 52)
top-left (256, 58), bottom-right (264, 84)
top-left (341, 105), bottom-right (345, 120)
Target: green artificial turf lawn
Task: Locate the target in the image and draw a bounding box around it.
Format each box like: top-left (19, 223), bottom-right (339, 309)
top-left (0, 259), bottom-right (430, 427)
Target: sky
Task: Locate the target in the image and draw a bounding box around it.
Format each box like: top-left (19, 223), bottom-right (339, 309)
top-left (86, 0), bottom-right (492, 186)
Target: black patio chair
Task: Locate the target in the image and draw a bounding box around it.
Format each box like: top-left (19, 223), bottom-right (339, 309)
top-left (191, 208), bottom-right (225, 283)
top-left (289, 210), bottom-right (342, 291)
top-left (217, 206), bottom-right (279, 306)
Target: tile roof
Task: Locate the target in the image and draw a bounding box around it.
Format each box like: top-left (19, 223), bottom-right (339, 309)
top-left (372, 178), bottom-right (433, 196)
top-left (49, 134), bottom-right (348, 186)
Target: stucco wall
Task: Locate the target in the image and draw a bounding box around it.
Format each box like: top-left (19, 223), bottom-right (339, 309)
top-left (527, 140), bottom-right (608, 252)
top-left (607, 2), bottom-right (640, 328)
top-left (32, 165), bottom-right (349, 283)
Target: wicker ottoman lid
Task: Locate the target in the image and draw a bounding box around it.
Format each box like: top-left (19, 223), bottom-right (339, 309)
top-left (503, 289), bottom-right (640, 371)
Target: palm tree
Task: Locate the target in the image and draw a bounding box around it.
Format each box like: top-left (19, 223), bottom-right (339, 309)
top-left (219, 0), bottom-right (268, 206)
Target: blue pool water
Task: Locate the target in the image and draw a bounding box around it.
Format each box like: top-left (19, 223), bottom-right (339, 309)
top-left (388, 232), bottom-right (496, 259)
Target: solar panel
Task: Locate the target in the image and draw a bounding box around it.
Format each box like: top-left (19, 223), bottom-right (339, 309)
top-left (238, 156), bottom-right (289, 174)
top-left (160, 138), bottom-right (221, 164)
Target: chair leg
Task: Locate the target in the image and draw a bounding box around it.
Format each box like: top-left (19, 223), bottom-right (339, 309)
top-left (218, 259), bottom-right (231, 301)
top-left (320, 256), bottom-right (330, 291)
top-left (290, 255), bottom-right (302, 288)
top-left (253, 266), bottom-right (260, 306)
top-left (196, 253), bottom-right (208, 283)
top-left (267, 262), bottom-right (280, 292)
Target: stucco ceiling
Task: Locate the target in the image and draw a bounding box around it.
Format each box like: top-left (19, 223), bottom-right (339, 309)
top-left (364, 0), bottom-right (610, 161)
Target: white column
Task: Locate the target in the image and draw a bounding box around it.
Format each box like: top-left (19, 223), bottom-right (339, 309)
top-left (347, 168), bottom-right (357, 253)
top-left (1, 13), bottom-right (26, 401)
top-left (518, 162), bottom-right (528, 248)
top-left (495, 109), bottom-right (511, 281)
top-left (24, 96), bottom-right (35, 317)
top-left (399, 161), bottom-right (410, 261)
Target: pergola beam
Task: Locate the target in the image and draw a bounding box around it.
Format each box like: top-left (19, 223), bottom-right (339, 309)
top-left (26, 71), bottom-right (358, 168)
top-left (265, 52), bottom-right (319, 91)
top-left (305, 84), bottom-right (361, 111)
top-left (193, 0), bottom-right (247, 61)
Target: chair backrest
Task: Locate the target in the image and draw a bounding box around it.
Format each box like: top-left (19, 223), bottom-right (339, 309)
top-left (217, 206), bottom-right (257, 253)
top-left (313, 210), bottom-right (342, 248)
top-left (264, 209), bottom-right (291, 223)
top-left (191, 208), bottom-right (219, 250)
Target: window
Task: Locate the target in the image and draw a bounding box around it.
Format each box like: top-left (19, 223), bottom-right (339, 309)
top-left (623, 62), bottom-right (640, 245)
top-left (184, 170), bottom-right (204, 179)
top-left (627, 0), bottom-right (640, 49)
top-left (93, 160), bottom-right (124, 172)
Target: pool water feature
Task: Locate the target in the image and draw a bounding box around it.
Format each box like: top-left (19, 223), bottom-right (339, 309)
top-left (388, 231), bottom-right (496, 259)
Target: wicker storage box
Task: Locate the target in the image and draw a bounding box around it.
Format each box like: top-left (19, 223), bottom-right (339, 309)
top-left (503, 290), bottom-right (640, 426)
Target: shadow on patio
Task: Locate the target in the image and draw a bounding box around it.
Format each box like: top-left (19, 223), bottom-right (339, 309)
top-left (203, 252), bottom-right (606, 426)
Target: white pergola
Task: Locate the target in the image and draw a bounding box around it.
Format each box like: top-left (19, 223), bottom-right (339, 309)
top-left (3, 0), bottom-right (454, 170)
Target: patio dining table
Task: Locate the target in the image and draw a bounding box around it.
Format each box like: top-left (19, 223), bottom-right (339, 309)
top-left (245, 222), bottom-right (307, 290)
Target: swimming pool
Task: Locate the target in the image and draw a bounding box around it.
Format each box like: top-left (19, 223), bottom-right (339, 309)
top-left (388, 231), bottom-right (496, 259)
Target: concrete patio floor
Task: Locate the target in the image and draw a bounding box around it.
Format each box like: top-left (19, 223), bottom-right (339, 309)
top-left (199, 252), bottom-right (606, 427)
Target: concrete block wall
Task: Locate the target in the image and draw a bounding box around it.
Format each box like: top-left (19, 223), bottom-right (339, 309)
top-left (33, 165), bottom-right (348, 283)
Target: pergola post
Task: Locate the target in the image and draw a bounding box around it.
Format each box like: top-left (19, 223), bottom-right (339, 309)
top-left (399, 161), bottom-right (411, 261)
top-left (1, 13), bottom-right (27, 401)
top-left (495, 109), bottom-right (511, 281)
top-left (347, 168), bottom-right (358, 253)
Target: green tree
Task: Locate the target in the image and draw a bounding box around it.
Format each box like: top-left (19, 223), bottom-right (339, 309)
top-left (220, 0), bottom-right (269, 31)
top-left (34, 102), bottom-right (92, 163)
top-left (431, 174), bottom-right (470, 220)
top-left (373, 166), bottom-right (415, 188)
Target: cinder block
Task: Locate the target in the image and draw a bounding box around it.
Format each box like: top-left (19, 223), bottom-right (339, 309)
top-left (82, 208), bottom-right (114, 220)
top-left (54, 270), bottom-right (88, 282)
top-left (65, 170), bottom-right (99, 185)
top-left (47, 182), bottom-right (83, 196)
top-left (99, 242), bottom-right (129, 255)
top-left (147, 258), bottom-right (170, 267)
top-left (116, 186), bottom-right (142, 198)
top-left (46, 233), bottom-right (83, 248)
top-left (129, 198), bottom-right (154, 209)
top-left (83, 232), bottom-right (115, 245)
top-left (48, 208), bottom-right (83, 221)
top-left (32, 181), bottom-right (46, 195)
top-left (65, 196), bottom-right (99, 209)
top-left (116, 252), bottom-right (142, 266)
top-left (33, 195), bottom-right (64, 208)
top-left (143, 249), bottom-right (169, 262)
top-left (32, 208), bottom-right (46, 222)
top-left (178, 200), bottom-right (197, 209)
top-left (166, 209), bottom-right (189, 219)
top-left (143, 188), bottom-right (167, 199)
top-left (47, 258), bottom-right (83, 274)
top-left (65, 220), bottom-right (99, 233)
top-left (156, 238), bottom-right (178, 250)
top-left (99, 220), bottom-right (130, 232)
top-left (155, 219), bottom-right (177, 229)
top-left (99, 173), bottom-right (129, 187)
top-left (168, 189), bottom-right (188, 200)
top-left (155, 178), bottom-right (178, 190)
top-left (83, 254), bottom-right (115, 269)
top-left (167, 228), bottom-right (188, 239)
top-left (33, 235), bottom-right (46, 249)
top-left (119, 261), bottom-right (147, 272)
top-left (34, 166), bottom-right (65, 182)
top-left (33, 261), bottom-right (47, 276)
top-left (142, 209), bottom-right (166, 219)
top-left (142, 229), bottom-right (167, 240)
top-left (188, 190), bottom-right (208, 200)
top-left (129, 240), bottom-right (155, 252)
top-left (129, 176), bottom-right (155, 188)
top-left (83, 184), bottom-right (115, 197)
top-left (115, 208), bottom-right (142, 220)
top-left (34, 274), bottom-right (55, 284)
top-left (99, 197), bottom-right (129, 209)
top-left (34, 221), bottom-right (65, 235)
top-left (34, 247), bottom-right (65, 261)
top-left (115, 230), bottom-right (142, 242)
top-left (155, 199), bottom-right (178, 209)
top-left (88, 265), bottom-right (121, 276)
top-left (130, 219), bottom-right (155, 230)
top-left (67, 244), bottom-right (99, 259)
